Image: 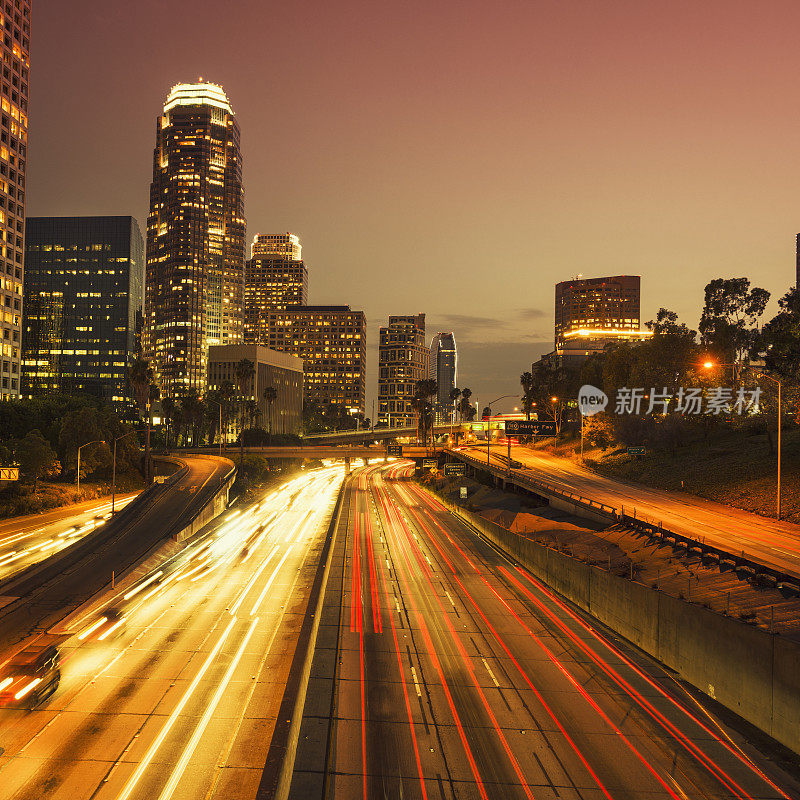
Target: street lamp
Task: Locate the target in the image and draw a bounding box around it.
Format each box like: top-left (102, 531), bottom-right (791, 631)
top-left (485, 394), bottom-right (516, 467)
top-left (112, 430), bottom-right (137, 515)
top-left (77, 440), bottom-right (104, 494)
top-left (703, 360), bottom-right (783, 519)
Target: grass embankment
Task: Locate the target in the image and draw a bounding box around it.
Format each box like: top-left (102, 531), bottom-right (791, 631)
top-left (537, 427), bottom-right (800, 523)
top-left (0, 472), bottom-right (145, 520)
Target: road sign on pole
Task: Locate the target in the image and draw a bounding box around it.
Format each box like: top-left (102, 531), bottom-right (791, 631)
top-left (444, 463), bottom-right (466, 476)
top-left (387, 444), bottom-right (403, 457)
top-left (504, 420), bottom-right (556, 436)
top-left (627, 446), bottom-right (646, 456)
top-left (0, 467), bottom-right (19, 481)
top-left (422, 458), bottom-right (438, 470)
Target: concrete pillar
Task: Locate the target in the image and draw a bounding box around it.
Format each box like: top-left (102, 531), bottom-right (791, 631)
top-left (344, 456), bottom-right (351, 475)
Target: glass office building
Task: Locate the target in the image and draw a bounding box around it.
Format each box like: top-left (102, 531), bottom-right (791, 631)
top-left (22, 216), bottom-right (144, 405)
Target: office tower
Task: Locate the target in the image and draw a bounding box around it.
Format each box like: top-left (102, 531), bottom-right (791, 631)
top-left (22, 216), bottom-right (144, 404)
top-left (266, 305), bottom-right (366, 412)
top-left (0, 2), bottom-right (30, 399)
top-left (144, 81), bottom-right (245, 398)
top-left (207, 344), bottom-right (304, 436)
top-left (244, 232), bottom-right (308, 345)
top-left (430, 331), bottom-right (457, 406)
top-left (554, 275), bottom-right (651, 363)
top-left (378, 314), bottom-right (428, 427)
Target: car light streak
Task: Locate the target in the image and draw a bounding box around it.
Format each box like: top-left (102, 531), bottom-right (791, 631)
top-left (249, 546), bottom-right (295, 616)
top-left (14, 677), bottom-right (41, 700)
top-left (0, 676), bottom-right (13, 691)
top-left (114, 616), bottom-right (237, 800)
top-left (155, 616), bottom-right (260, 800)
top-left (78, 617), bottom-right (108, 640)
top-left (123, 571), bottom-right (163, 600)
top-left (97, 617), bottom-right (126, 641)
top-left (229, 544), bottom-right (280, 615)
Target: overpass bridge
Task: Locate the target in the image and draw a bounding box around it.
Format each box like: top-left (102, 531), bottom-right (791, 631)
top-left (300, 423), bottom-right (458, 445)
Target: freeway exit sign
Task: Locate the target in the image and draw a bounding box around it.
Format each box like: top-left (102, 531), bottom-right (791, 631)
top-left (387, 444), bottom-right (403, 457)
top-left (444, 463), bottom-right (465, 476)
top-left (504, 420), bottom-right (556, 436)
top-left (628, 446), bottom-right (646, 456)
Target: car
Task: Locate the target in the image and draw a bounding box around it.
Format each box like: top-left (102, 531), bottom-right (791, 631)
top-left (0, 636), bottom-right (64, 710)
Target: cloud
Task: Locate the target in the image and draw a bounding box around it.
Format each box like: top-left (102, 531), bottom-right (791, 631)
top-left (439, 314), bottom-right (505, 329)
top-left (517, 307), bottom-right (547, 319)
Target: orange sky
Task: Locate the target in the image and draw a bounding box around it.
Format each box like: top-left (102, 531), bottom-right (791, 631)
top-left (27, 0), bottom-right (800, 412)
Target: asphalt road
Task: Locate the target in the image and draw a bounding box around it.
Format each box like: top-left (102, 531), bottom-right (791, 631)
top-left (0, 494), bottom-right (137, 583)
top-left (0, 465), bottom-right (346, 800)
top-left (292, 461), bottom-right (800, 799)
top-left (0, 455), bottom-right (233, 656)
top-left (458, 443), bottom-right (800, 579)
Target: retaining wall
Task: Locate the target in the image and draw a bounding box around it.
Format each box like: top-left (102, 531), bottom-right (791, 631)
top-left (448, 502), bottom-right (800, 755)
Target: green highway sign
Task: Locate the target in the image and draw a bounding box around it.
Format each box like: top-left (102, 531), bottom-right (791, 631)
top-left (387, 444), bottom-right (403, 457)
top-left (444, 463), bottom-right (466, 476)
top-left (422, 458), bottom-right (438, 469)
top-left (504, 420), bottom-right (556, 436)
top-left (628, 446), bottom-right (646, 456)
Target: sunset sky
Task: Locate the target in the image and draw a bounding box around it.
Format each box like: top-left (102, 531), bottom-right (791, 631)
top-left (27, 0), bottom-right (800, 413)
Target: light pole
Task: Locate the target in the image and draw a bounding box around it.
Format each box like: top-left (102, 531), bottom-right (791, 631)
top-left (485, 394), bottom-right (516, 467)
top-left (112, 430), bottom-right (137, 515)
top-left (703, 360), bottom-right (783, 519)
top-left (77, 440), bottom-right (103, 494)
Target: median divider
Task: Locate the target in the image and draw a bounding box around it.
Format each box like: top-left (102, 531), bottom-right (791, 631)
top-left (427, 485), bottom-right (800, 757)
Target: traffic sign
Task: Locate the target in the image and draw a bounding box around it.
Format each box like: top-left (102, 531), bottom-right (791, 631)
top-left (444, 463), bottom-right (466, 476)
top-left (460, 486), bottom-right (468, 499)
top-left (0, 467), bottom-right (19, 481)
top-left (627, 447), bottom-right (646, 456)
top-left (504, 420), bottom-right (556, 436)
top-left (422, 458), bottom-right (438, 470)
top-left (387, 444), bottom-right (403, 457)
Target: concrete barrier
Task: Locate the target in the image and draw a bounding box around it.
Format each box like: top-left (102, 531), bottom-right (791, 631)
top-left (172, 463), bottom-right (236, 543)
top-left (444, 499), bottom-right (800, 756)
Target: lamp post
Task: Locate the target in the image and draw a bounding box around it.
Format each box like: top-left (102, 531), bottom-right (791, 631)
top-left (112, 430), bottom-right (137, 515)
top-left (485, 394), bottom-right (516, 467)
top-left (703, 360), bottom-right (783, 519)
top-left (76, 440), bottom-right (103, 494)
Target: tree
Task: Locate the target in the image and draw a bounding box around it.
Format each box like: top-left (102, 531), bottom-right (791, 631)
top-left (757, 286), bottom-right (800, 386)
top-left (129, 357), bottom-right (156, 483)
top-left (179, 391), bottom-right (205, 447)
top-left (458, 388), bottom-right (475, 422)
top-left (263, 386), bottom-right (277, 441)
top-left (58, 406), bottom-right (109, 478)
top-left (448, 387), bottom-right (461, 423)
top-left (161, 396), bottom-right (176, 449)
top-left (699, 278), bottom-right (770, 381)
top-left (520, 371), bottom-right (535, 421)
top-left (412, 379), bottom-right (438, 446)
top-left (530, 354), bottom-right (580, 438)
top-left (13, 430), bottom-right (60, 492)
top-left (235, 358), bottom-right (255, 466)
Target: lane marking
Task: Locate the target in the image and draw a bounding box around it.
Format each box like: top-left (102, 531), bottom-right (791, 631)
top-left (410, 666), bottom-right (422, 697)
top-left (481, 657), bottom-right (500, 688)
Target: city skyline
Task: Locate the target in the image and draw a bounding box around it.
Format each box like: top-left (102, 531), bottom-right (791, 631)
top-left (25, 2), bottom-right (800, 410)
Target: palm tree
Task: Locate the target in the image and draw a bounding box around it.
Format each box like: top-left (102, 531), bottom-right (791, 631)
top-left (129, 358), bottom-right (155, 483)
top-left (235, 358), bottom-right (255, 466)
top-left (520, 371), bottom-right (534, 421)
top-left (412, 379), bottom-right (438, 447)
top-left (449, 387), bottom-right (461, 420)
top-left (263, 386), bottom-right (277, 442)
top-left (161, 396), bottom-right (176, 449)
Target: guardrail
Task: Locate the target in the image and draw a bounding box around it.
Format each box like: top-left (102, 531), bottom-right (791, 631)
top-left (448, 449), bottom-right (800, 594)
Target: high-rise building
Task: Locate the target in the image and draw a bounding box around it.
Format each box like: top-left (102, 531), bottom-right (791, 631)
top-left (378, 314), bottom-right (428, 428)
top-left (22, 216), bottom-right (144, 405)
top-left (144, 81), bottom-right (245, 398)
top-left (244, 232), bottom-right (308, 345)
top-left (266, 305), bottom-right (366, 412)
top-left (207, 344), bottom-right (304, 437)
top-left (429, 332), bottom-right (457, 406)
top-left (554, 275), bottom-right (651, 363)
top-left (0, 2), bottom-right (30, 400)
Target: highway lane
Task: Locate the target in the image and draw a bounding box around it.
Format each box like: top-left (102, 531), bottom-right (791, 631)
top-left (293, 461), bottom-right (800, 799)
top-left (0, 494), bottom-right (137, 583)
top-left (0, 455), bottom-right (233, 655)
top-left (0, 465), bottom-right (347, 800)
top-left (457, 443), bottom-right (800, 579)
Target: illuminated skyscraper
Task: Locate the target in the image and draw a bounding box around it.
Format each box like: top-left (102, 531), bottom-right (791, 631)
top-left (378, 314), bottom-right (428, 427)
top-left (144, 81), bottom-right (245, 397)
top-left (430, 331), bottom-right (457, 411)
top-left (0, 2), bottom-right (29, 399)
top-left (244, 232), bottom-right (308, 345)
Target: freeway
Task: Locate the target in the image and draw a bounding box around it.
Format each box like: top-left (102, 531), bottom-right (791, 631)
top-left (0, 465), bottom-right (347, 800)
top-left (0, 455), bottom-right (233, 656)
top-left (0, 494), bottom-right (137, 583)
top-left (291, 461), bottom-right (800, 799)
top-left (457, 444), bottom-right (800, 578)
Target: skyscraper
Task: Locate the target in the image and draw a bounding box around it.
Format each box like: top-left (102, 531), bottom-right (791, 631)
top-left (266, 305), bottom-right (366, 412)
top-left (378, 314), bottom-right (428, 427)
top-left (244, 232), bottom-right (308, 345)
top-left (0, 2), bottom-right (29, 400)
top-left (430, 331), bottom-right (457, 413)
top-left (144, 81), bottom-right (245, 397)
top-left (22, 216), bottom-right (144, 405)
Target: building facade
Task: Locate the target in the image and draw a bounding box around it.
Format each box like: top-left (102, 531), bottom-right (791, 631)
top-left (207, 343), bottom-right (303, 437)
top-left (378, 314), bottom-right (428, 427)
top-left (266, 305), bottom-right (366, 413)
top-left (0, 2), bottom-right (29, 399)
top-left (144, 81), bottom-right (245, 398)
top-left (244, 232), bottom-right (308, 345)
top-left (22, 216), bottom-right (144, 404)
